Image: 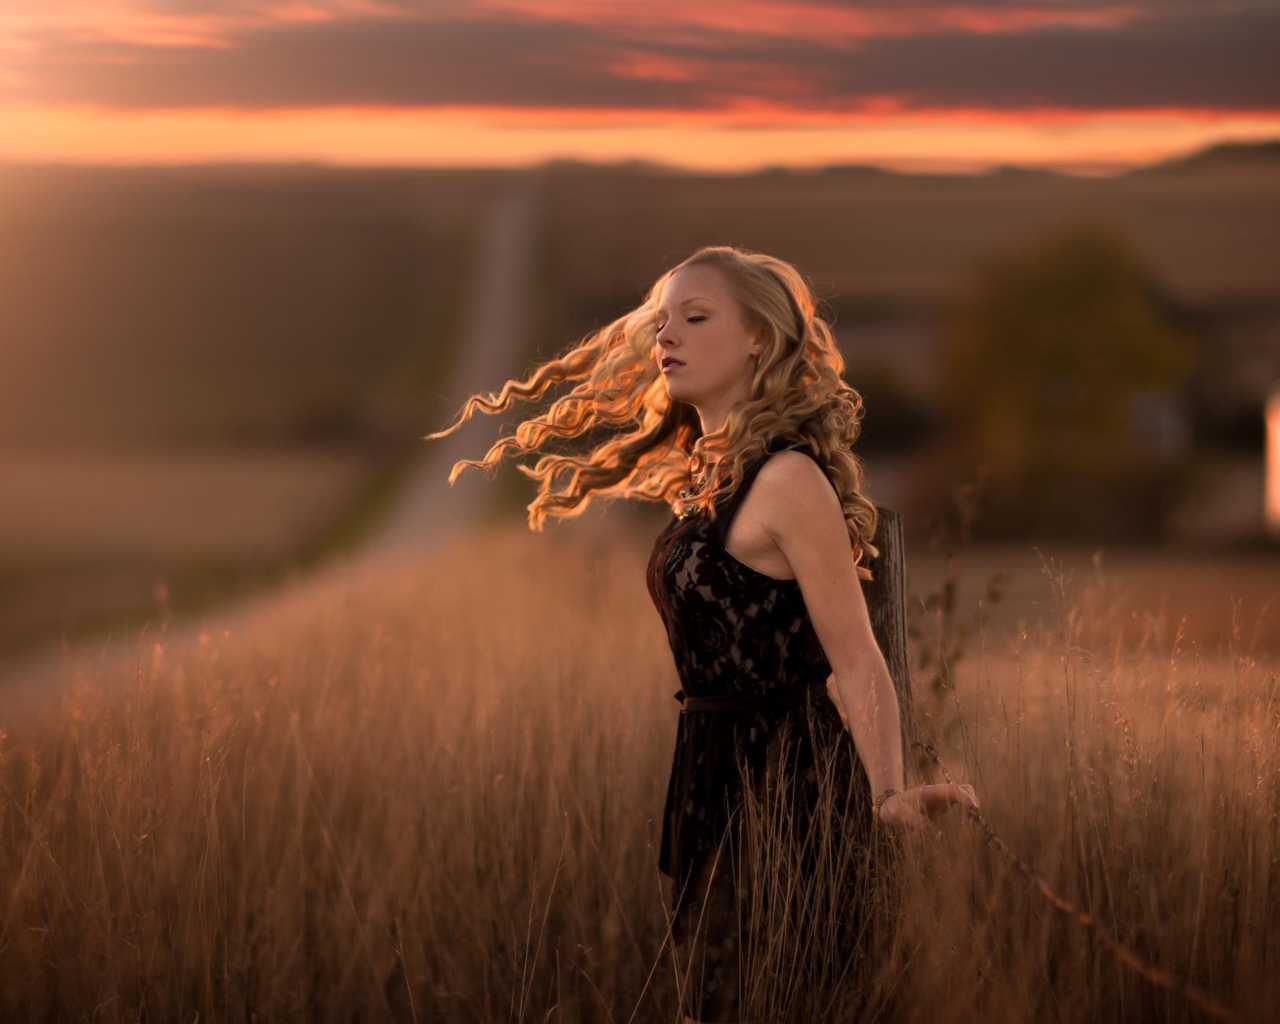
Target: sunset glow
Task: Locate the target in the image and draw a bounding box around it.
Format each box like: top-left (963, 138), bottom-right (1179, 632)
top-left (4, 102), bottom-right (1276, 174)
top-left (0, 0), bottom-right (1276, 172)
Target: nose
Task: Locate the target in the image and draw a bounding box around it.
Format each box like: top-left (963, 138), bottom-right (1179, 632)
top-left (655, 328), bottom-right (678, 360)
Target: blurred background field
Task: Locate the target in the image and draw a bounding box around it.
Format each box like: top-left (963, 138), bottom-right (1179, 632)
top-left (1, 140), bottom-right (1278, 667)
top-left (0, 164), bottom-right (489, 657)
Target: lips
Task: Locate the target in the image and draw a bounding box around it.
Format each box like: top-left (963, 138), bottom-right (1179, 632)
top-left (661, 357), bottom-right (684, 369)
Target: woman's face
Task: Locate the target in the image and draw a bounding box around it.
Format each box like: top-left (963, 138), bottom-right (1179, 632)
top-left (654, 265), bottom-right (763, 426)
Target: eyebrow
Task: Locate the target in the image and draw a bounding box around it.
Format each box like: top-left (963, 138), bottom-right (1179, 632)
top-left (656, 297), bottom-right (711, 313)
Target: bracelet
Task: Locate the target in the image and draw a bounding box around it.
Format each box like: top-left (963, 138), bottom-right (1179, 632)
top-left (872, 788), bottom-right (900, 813)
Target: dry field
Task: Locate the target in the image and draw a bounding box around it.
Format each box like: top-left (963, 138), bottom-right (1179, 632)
top-left (0, 520), bottom-right (1274, 1022)
top-left (0, 444), bottom-right (394, 660)
top-left (0, 446), bottom-right (381, 564)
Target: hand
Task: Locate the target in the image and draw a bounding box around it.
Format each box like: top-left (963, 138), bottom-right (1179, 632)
top-left (875, 784), bottom-right (979, 840)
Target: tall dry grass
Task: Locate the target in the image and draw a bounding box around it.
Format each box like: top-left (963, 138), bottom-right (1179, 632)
top-left (0, 522), bottom-right (1275, 1022)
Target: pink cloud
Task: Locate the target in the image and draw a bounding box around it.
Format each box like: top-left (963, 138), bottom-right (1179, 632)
top-left (480, 0), bottom-right (1145, 44)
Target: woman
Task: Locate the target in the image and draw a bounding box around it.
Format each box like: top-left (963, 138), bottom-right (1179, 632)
top-left (428, 245), bottom-right (979, 1022)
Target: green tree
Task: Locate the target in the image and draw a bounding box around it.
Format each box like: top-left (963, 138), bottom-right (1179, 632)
top-left (937, 219), bottom-right (1199, 537)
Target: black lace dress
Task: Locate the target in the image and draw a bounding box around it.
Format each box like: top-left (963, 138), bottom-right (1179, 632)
top-left (646, 435), bottom-right (890, 1021)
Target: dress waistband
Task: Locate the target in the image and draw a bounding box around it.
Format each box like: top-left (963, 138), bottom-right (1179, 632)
top-left (673, 677), bottom-right (830, 714)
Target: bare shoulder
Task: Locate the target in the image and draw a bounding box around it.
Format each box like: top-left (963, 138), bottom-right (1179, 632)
top-left (754, 449), bottom-right (839, 501)
top-left (751, 449), bottom-right (842, 534)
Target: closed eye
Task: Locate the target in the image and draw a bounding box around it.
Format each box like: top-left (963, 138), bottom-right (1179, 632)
top-left (656, 316), bottom-right (706, 330)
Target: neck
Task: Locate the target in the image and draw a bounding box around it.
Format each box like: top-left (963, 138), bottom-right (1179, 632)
top-left (694, 374), bottom-right (753, 440)
top-left (696, 405), bottom-right (730, 439)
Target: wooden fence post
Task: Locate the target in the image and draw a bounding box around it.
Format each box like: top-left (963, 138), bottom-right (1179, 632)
top-left (859, 504), bottom-right (917, 785)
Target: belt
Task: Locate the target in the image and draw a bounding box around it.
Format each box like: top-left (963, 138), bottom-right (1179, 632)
top-left (673, 677), bottom-right (830, 714)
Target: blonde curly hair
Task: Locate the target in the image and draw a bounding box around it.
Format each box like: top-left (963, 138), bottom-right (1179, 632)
top-left (425, 244), bottom-right (880, 581)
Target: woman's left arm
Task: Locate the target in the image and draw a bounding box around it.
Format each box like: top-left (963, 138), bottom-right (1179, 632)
top-left (755, 453), bottom-right (905, 797)
top-left (757, 453), bottom-right (979, 837)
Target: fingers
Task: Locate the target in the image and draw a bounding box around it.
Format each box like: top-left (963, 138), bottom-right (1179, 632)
top-left (912, 783), bottom-right (980, 827)
top-left (915, 784), bottom-right (966, 816)
top-left (884, 804), bottom-right (942, 841)
top-left (913, 817), bottom-right (943, 841)
top-left (887, 818), bottom-right (940, 842)
top-left (903, 804), bottom-right (940, 839)
top-left (882, 784), bottom-right (980, 841)
top-left (929, 782), bottom-right (980, 812)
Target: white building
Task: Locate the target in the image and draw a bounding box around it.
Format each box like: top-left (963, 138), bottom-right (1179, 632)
top-left (1267, 379), bottom-right (1280, 540)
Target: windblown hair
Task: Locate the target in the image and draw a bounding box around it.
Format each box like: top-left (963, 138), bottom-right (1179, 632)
top-left (425, 245), bottom-right (880, 580)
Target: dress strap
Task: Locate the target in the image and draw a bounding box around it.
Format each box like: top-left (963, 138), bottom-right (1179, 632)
top-left (708, 435), bottom-right (805, 547)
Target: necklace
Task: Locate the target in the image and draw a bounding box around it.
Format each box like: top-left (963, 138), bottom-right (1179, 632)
top-left (676, 463), bottom-right (716, 519)
top-left (675, 484), bottom-right (698, 519)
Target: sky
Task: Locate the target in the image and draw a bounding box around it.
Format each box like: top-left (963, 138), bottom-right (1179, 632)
top-left (1, 0), bottom-right (1277, 175)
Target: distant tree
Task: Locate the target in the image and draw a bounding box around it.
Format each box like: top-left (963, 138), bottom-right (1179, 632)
top-left (936, 219), bottom-right (1199, 537)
